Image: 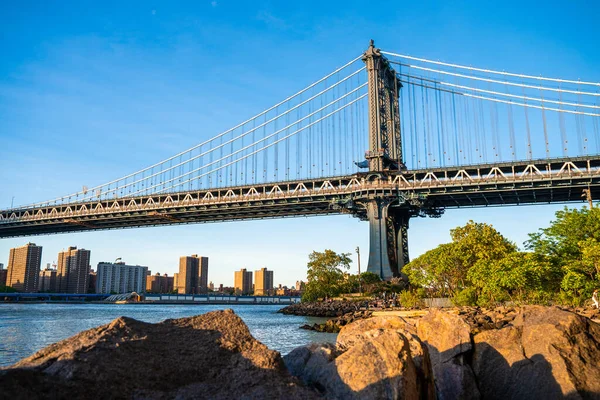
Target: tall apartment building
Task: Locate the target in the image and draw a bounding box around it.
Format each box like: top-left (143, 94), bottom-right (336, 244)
top-left (177, 255), bottom-right (209, 294)
top-left (254, 268), bottom-right (274, 296)
top-left (6, 243), bottom-right (42, 292)
top-left (146, 273), bottom-right (174, 293)
top-left (96, 261), bottom-right (148, 294)
top-left (0, 263), bottom-right (6, 287)
top-left (38, 267), bottom-right (58, 292)
top-left (234, 268), bottom-right (253, 295)
top-left (57, 247), bottom-right (91, 294)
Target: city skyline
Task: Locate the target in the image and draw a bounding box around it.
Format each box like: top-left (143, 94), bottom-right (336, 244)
top-left (1, 1), bottom-right (599, 286)
top-left (0, 243), bottom-right (304, 289)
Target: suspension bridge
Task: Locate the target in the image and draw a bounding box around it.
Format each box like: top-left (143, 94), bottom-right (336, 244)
top-left (2, 41), bottom-right (599, 279)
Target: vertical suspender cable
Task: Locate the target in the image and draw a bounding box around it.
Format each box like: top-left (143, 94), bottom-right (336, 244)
top-left (451, 93), bottom-right (460, 165)
top-left (558, 89), bottom-right (568, 156)
top-left (412, 82), bottom-right (419, 167)
top-left (593, 94), bottom-right (600, 154)
top-left (478, 99), bottom-right (488, 161)
top-left (407, 77), bottom-right (415, 167)
top-left (522, 88), bottom-right (533, 159)
top-left (539, 89), bottom-right (550, 158)
top-left (425, 79), bottom-right (434, 165)
top-left (578, 92), bottom-right (588, 155)
top-left (420, 79), bottom-right (428, 168)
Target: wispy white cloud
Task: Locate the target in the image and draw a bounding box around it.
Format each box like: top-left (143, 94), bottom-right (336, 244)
top-left (211, 1), bottom-right (217, 7)
top-left (256, 10), bottom-right (289, 30)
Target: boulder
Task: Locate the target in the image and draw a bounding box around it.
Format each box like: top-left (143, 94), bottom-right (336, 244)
top-left (285, 329), bottom-right (419, 399)
top-left (336, 315), bottom-right (417, 349)
top-left (0, 310), bottom-right (319, 400)
top-left (337, 316), bottom-right (435, 400)
top-left (472, 306), bottom-right (600, 399)
top-left (417, 309), bottom-right (480, 400)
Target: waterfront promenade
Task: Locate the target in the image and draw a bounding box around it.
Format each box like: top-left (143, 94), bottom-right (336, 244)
top-left (0, 292), bottom-right (301, 305)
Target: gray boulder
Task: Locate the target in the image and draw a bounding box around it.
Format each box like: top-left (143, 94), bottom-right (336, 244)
top-left (472, 306), bottom-right (600, 399)
top-left (285, 329), bottom-right (419, 399)
top-left (417, 309), bottom-right (480, 400)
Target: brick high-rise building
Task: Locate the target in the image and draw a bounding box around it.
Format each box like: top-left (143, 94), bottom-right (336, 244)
top-left (6, 243), bottom-right (42, 292)
top-left (254, 268), bottom-right (274, 296)
top-left (38, 267), bottom-right (58, 292)
top-left (146, 273), bottom-right (174, 293)
top-left (96, 261), bottom-right (148, 294)
top-left (177, 255), bottom-right (209, 294)
top-left (234, 268), bottom-right (253, 295)
top-left (57, 247), bottom-right (91, 294)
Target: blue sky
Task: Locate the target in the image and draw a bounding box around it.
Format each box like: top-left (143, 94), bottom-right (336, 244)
top-left (1, 1), bottom-right (599, 287)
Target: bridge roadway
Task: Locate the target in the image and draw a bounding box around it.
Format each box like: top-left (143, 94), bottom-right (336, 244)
top-left (1, 155), bottom-right (600, 238)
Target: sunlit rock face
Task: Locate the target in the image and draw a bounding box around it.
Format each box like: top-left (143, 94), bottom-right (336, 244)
top-left (0, 309), bottom-right (319, 400)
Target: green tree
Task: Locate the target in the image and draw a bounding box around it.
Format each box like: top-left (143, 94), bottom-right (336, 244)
top-left (302, 249), bottom-right (351, 302)
top-left (527, 207), bottom-right (600, 304)
top-left (404, 221), bottom-right (516, 301)
top-left (404, 243), bottom-right (460, 297)
top-left (450, 220), bottom-right (517, 267)
top-left (467, 252), bottom-right (559, 306)
top-left (0, 285), bottom-right (17, 293)
top-left (360, 271), bottom-right (382, 285)
top-left (526, 207), bottom-right (600, 259)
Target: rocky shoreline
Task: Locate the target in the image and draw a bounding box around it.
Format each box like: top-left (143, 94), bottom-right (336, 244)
top-left (2, 306), bottom-right (599, 399)
top-left (281, 300), bottom-right (600, 334)
top-left (278, 300), bottom-right (366, 317)
top-left (300, 310), bottom-right (373, 333)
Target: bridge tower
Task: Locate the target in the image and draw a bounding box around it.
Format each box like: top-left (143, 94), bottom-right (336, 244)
top-left (362, 40), bottom-right (409, 280)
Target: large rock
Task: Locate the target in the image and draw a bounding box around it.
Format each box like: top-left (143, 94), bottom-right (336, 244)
top-left (285, 329), bottom-right (419, 399)
top-left (337, 316), bottom-right (435, 400)
top-left (417, 309), bottom-right (481, 400)
top-left (336, 315), bottom-right (418, 349)
top-left (472, 306), bottom-right (600, 399)
top-left (0, 310), bottom-right (319, 400)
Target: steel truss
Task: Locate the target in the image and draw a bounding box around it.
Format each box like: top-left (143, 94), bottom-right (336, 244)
top-left (1, 156), bottom-right (599, 238)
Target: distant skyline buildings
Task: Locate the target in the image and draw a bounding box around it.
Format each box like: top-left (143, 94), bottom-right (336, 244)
top-left (57, 246), bottom-right (91, 294)
top-left (3, 242), bottom-right (311, 292)
top-left (6, 243), bottom-right (42, 292)
top-left (96, 261), bottom-right (148, 294)
top-left (39, 267), bottom-right (57, 292)
top-left (147, 273), bottom-right (174, 293)
top-left (255, 268), bottom-right (273, 296)
top-left (177, 255), bottom-right (209, 294)
top-left (234, 268), bottom-right (253, 295)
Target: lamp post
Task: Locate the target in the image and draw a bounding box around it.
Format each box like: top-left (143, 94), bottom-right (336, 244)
top-left (356, 246), bottom-right (362, 295)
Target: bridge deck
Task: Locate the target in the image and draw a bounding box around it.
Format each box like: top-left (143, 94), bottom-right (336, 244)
top-left (1, 156), bottom-right (600, 238)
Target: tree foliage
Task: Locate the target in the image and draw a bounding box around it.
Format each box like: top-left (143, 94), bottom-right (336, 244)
top-left (302, 249), bottom-right (351, 302)
top-left (406, 207), bottom-right (600, 307)
top-left (404, 221), bottom-right (516, 301)
top-left (526, 207), bottom-right (600, 305)
top-left (467, 252), bottom-right (559, 306)
top-left (0, 286), bottom-right (17, 293)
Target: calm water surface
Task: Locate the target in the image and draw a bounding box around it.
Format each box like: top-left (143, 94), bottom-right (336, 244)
top-left (0, 303), bottom-right (335, 367)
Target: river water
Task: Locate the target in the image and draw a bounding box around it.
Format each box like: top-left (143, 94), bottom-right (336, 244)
top-left (0, 303), bottom-right (336, 367)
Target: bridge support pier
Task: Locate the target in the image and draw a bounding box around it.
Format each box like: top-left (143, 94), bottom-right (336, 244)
top-left (366, 199), bottom-right (410, 280)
